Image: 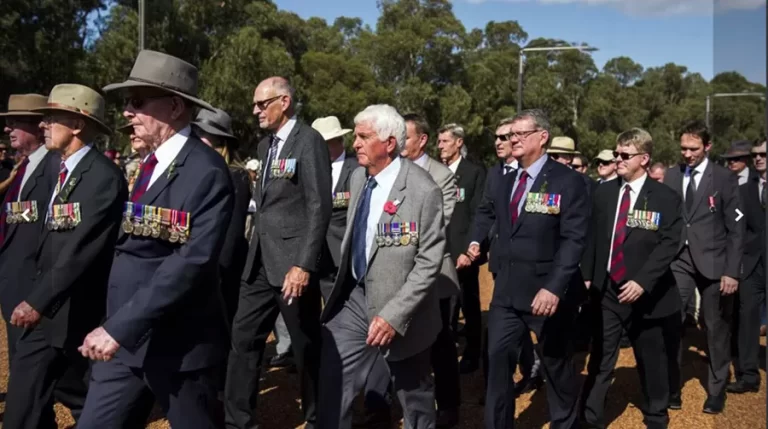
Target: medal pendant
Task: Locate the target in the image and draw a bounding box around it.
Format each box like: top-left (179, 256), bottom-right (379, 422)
top-left (384, 236), bottom-right (393, 246)
top-left (151, 226), bottom-right (161, 239)
top-left (122, 219), bottom-right (134, 234)
top-left (169, 231), bottom-right (180, 243)
top-left (400, 234), bottom-right (410, 246)
top-left (178, 234), bottom-right (187, 244)
top-left (376, 236), bottom-right (385, 246)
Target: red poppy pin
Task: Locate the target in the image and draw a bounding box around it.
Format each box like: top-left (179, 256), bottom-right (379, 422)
top-left (384, 199), bottom-right (401, 215)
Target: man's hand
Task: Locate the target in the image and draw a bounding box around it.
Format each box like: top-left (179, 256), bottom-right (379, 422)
top-left (9, 301), bottom-right (41, 328)
top-left (720, 276), bottom-right (738, 296)
top-left (282, 266), bottom-right (310, 301)
top-left (456, 254), bottom-right (472, 270)
top-left (78, 327), bottom-right (120, 362)
top-left (617, 280), bottom-right (645, 304)
top-left (367, 316), bottom-right (396, 347)
top-left (584, 280), bottom-right (592, 290)
top-left (467, 243), bottom-right (481, 261)
top-left (531, 289), bottom-right (560, 317)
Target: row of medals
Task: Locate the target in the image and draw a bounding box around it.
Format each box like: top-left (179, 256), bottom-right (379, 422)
top-left (627, 216), bottom-right (659, 231)
top-left (122, 217), bottom-right (189, 244)
top-left (376, 228), bottom-right (419, 247)
top-left (47, 203), bottom-right (80, 230)
top-left (5, 203), bottom-right (38, 224)
top-left (525, 194), bottom-right (561, 214)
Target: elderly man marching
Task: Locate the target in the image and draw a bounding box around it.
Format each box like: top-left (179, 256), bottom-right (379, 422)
top-left (317, 104), bottom-right (445, 429)
top-left (76, 50), bottom-right (234, 429)
top-left (3, 84), bottom-right (127, 429)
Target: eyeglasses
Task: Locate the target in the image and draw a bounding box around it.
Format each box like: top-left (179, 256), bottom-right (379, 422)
top-left (495, 129), bottom-right (540, 142)
top-left (4, 118), bottom-right (38, 128)
top-left (613, 151), bottom-right (646, 161)
top-left (571, 164), bottom-right (584, 168)
top-left (253, 95), bottom-right (283, 111)
top-left (597, 160), bottom-right (614, 166)
top-left (125, 95), bottom-right (171, 110)
top-left (752, 152), bottom-right (766, 159)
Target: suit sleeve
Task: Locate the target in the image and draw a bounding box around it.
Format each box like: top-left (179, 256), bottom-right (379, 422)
top-left (543, 175), bottom-right (590, 298)
top-left (723, 171), bottom-right (744, 279)
top-left (437, 168), bottom-right (456, 227)
top-left (27, 172), bottom-right (126, 315)
top-left (632, 190), bottom-right (683, 293)
top-left (470, 168), bottom-right (496, 246)
top-left (379, 186), bottom-right (445, 336)
top-left (295, 134), bottom-right (332, 272)
top-left (219, 168), bottom-right (250, 272)
top-left (580, 192), bottom-right (599, 282)
top-left (103, 167), bottom-right (234, 349)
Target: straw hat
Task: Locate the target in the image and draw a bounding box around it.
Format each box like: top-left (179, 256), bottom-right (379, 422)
top-left (594, 149), bottom-right (615, 162)
top-left (547, 136), bottom-right (579, 154)
top-left (103, 50), bottom-right (215, 112)
top-left (311, 116), bottom-right (352, 141)
top-left (32, 84), bottom-right (111, 135)
top-left (0, 94), bottom-right (48, 117)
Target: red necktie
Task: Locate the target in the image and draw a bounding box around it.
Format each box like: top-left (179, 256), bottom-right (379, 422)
top-left (509, 170), bottom-right (529, 225)
top-left (57, 160), bottom-right (68, 193)
top-left (0, 158), bottom-right (30, 244)
top-left (609, 184), bottom-right (631, 283)
top-left (130, 153), bottom-right (158, 202)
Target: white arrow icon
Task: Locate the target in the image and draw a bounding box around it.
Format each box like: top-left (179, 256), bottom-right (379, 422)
top-left (20, 209), bottom-right (30, 222)
top-left (735, 209), bottom-right (743, 222)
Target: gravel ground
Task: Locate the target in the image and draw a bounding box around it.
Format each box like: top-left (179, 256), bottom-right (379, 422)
top-left (0, 265), bottom-right (764, 428)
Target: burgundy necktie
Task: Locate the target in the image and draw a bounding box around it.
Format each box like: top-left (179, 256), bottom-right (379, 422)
top-left (56, 160), bottom-right (68, 194)
top-left (0, 158), bottom-right (30, 244)
top-left (130, 153), bottom-right (158, 202)
top-left (509, 170), bottom-right (529, 225)
top-left (609, 184), bottom-right (631, 283)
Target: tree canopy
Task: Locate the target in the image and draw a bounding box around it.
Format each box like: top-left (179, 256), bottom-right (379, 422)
top-left (2, 0), bottom-right (765, 167)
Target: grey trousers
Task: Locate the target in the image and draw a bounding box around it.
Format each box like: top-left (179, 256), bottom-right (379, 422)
top-left (317, 286), bottom-right (436, 429)
top-left (274, 313), bottom-right (292, 355)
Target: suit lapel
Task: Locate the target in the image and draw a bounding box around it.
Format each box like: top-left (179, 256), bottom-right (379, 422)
top-left (334, 156), bottom-right (355, 193)
top-left (501, 166), bottom-right (517, 230)
top-left (137, 137), bottom-right (196, 206)
top-left (510, 159), bottom-right (552, 237)
top-left (691, 161), bottom-right (712, 216)
top-left (261, 122), bottom-right (302, 201)
top-left (626, 180), bottom-right (651, 240)
top-left (20, 151), bottom-right (50, 201)
top-left (455, 158), bottom-right (468, 188)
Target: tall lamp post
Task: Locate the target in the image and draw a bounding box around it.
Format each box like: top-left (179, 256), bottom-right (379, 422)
top-left (517, 45), bottom-right (598, 113)
top-left (138, 0), bottom-right (145, 50)
top-left (705, 92), bottom-right (765, 128)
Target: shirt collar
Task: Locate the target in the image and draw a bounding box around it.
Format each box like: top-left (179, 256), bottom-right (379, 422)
top-left (63, 144), bottom-right (91, 172)
top-left (414, 152), bottom-right (429, 168)
top-left (522, 154), bottom-right (548, 180)
top-left (28, 144), bottom-right (48, 163)
top-left (505, 159), bottom-right (519, 170)
top-left (333, 152), bottom-right (346, 164)
top-left (275, 116), bottom-right (298, 143)
top-left (739, 167), bottom-right (749, 179)
top-left (448, 157), bottom-right (461, 173)
top-left (689, 157), bottom-right (708, 175)
top-left (371, 156), bottom-right (401, 189)
top-left (154, 125), bottom-right (191, 163)
top-left (621, 172), bottom-right (647, 195)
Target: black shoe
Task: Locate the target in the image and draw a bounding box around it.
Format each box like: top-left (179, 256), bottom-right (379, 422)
top-left (459, 356), bottom-right (480, 374)
top-left (726, 380), bottom-right (760, 394)
top-left (619, 335), bottom-right (631, 349)
top-left (352, 409), bottom-right (390, 428)
top-left (703, 393), bottom-right (725, 414)
top-left (268, 351), bottom-right (294, 368)
top-left (436, 409), bottom-right (459, 428)
top-left (514, 375), bottom-right (543, 396)
top-left (667, 392), bottom-right (682, 410)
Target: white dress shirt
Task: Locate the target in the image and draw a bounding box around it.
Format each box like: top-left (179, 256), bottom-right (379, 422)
top-left (682, 157), bottom-right (708, 201)
top-left (18, 145), bottom-right (49, 200)
top-left (275, 116), bottom-right (297, 156)
top-left (504, 159), bottom-right (519, 174)
top-left (48, 145), bottom-right (91, 210)
top-left (607, 173), bottom-right (647, 271)
top-left (414, 152), bottom-right (429, 169)
top-left (737, 167), bottom-right (750, 186)
top-left (331, 152), bottom-right (346, 192)
top-left (509, 154), bottom-right (547, 217)
top-left (760, 177), bottom-right (766, 205)
top-left (149, 125), bottom-right (191, 188)
top-left (352, 157), bottom-right (401, 280)
top-left (448, 157), bottom-right (461, 174)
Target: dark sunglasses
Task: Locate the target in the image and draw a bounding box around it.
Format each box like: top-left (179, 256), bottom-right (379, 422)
top-left (495, 129), bottom-right (539, 142)
top-left (597, 160), bottom-right (614, 166)
top-left (613, 151), bottom-right (645, 161)
top-left (253, 95), bottom-right (283, 111)
top-left (125, 95), bottom-right (171, 110)
top-left (752, 152), bottom-right (766, 159)
top-left (571, 163), bottom-right (584, 168)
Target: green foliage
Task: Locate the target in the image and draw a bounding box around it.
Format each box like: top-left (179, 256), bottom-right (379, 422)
top-left (2, 0), bottom-right (764, 168)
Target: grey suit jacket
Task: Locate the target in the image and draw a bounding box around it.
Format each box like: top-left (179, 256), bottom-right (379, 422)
top-left (242, 121), bottom-right (333, 285)
top-left (422, 156), bottom-right (460, 299)
top-left (664, 160), bottom-right (744, 280)
top-left (322, 159), bottom-right (444, 361)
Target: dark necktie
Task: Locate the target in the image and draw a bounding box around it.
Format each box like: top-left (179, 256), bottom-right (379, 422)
top-left (0, 158), bottom-right (30, 244)
top-left (352, 177), bottom-right (377, 283)
top-left (509, 170), bottom-right (529, 225)
top-left (761, 179), bottom-right (766, 209)
top-left (504, 165), bottom-right (513, 175)
top-left (685, 167), bottom-right (697, 214)
top-left (130, 153), bottom-right (158, 202)
top-left (609, 184), bottom-right (631, 283)
top-left (262, 135), bottom-right (279, 190)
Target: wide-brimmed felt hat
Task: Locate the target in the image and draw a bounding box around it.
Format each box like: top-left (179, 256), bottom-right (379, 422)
top-left (103, 49), bottom-right (215, 112)
top-left (192, 108), bottom-right (237, 141)
top-left (32, 84), bottom-right (111, 135)
top-left (594, 149), bottom-right (615, 162)
top-left (722, 140), bottom-right (752, 159)
top-left (547, 136), bottom-right (579, 154)
top-left (0, 94), bottom-right (48, 117)
top-left (311, 116), bottom-right (352, 141)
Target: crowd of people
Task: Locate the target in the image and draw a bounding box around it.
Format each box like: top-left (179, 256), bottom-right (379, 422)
top-left (0, 48), bottom-right (764, 429)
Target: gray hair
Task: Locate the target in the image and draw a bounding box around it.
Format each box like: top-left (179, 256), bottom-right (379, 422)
top-left (460, 145), bottom-right (468, 157)
top-left (511, 109), bottom-right (551, 144)
top-left (354, 104), bottom-right (407, 152)
top-left (438, 123), bottom-right (465, 140)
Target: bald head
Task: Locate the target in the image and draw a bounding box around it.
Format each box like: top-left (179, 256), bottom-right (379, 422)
top-left (253, 76), bottom-right (296, 132)
top-left (649, 162), bottom-right (666, 182)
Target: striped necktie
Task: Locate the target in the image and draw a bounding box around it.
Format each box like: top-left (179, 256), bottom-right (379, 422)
top-left (130, 153), bottom-right (158, 202)
top-left (0, 158), bottom-right (30, 244)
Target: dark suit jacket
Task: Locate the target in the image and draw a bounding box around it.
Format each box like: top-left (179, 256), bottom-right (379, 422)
top-left (663, 161), bottom-right (744, 280)
top-left (220, 167), bottom-right (251, 317)
top-left (470, 162), bottom-right (509, 274)
top-left (27, 149), bottom-right (126, 350)
top-left (448, 158), bottom-right (486, 264)
top-left (471, 157), bottom-right (590, 311)
top-left (328, 154), bottom-right (358, 267)
top-left (582, 177), bottom-right (683, 319)
top-left (739, 176), bottom-right (765, 278)
top-left (103, 136), bottom-right (234, 371)
top-left (243, 121), bottom-right (333, 285)
top-left (0, 150), bottom-right (59, 321)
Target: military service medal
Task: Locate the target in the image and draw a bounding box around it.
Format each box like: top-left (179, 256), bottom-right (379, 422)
top-left (122, 202), bottom-right (134, 233)
top-left (401, 223), bottom-right (411, 246)
top-left (392, 222), bottom-right (401, 247)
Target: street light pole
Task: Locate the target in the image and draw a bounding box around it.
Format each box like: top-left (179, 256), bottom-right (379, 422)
top-left (516, 45), bottom-right (597, 113)
top-left (705, 92), bottom-right (765, 129)
top-left (138, 0), bottom-right (145, 50)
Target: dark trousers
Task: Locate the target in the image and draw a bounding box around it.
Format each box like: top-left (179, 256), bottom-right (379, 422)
top-left (4, 326), bottom-right (90, 429)
top-left (670, 246), bottom-right (733, 397)
top-left (485, 304), bottom-right (580, 429)
top-left (581, 286), bottom-right (678, 429)
top-left (455, 264), bottom-right (482, 360)
top-left (732, 259), bottom-right (766, 385)
top-left (4, 320), bottom-right (22, 368)
top-left (318, 286), bottom-right (435, 429)
top-left (78, 359), bottom-right (217, 428)
top-left (225, 263), bottom-right (321, 428)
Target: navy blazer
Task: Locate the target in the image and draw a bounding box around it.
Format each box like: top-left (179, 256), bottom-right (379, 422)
top-left (473, 157), bottom-right (590, 311)
top-left (103, 136), bottom-right (234, 371)
top-left (739, 176), bottom-right (765, 278)
top-left (470, 161), bottom-right (510, 274)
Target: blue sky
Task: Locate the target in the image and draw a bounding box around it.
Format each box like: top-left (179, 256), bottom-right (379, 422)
top-left (273, 0), bottom-right (766, 84)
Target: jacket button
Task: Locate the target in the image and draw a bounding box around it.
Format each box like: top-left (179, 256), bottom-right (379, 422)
top-left (686, 223), bottom-right (691, 227)
top-left (37, 270), bottom-right (42, 276)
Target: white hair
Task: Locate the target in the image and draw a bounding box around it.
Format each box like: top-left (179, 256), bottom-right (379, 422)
top-left (460, 145), bottom-right (468, 158)
top-left (353, 104), bottom-right (406, 152)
